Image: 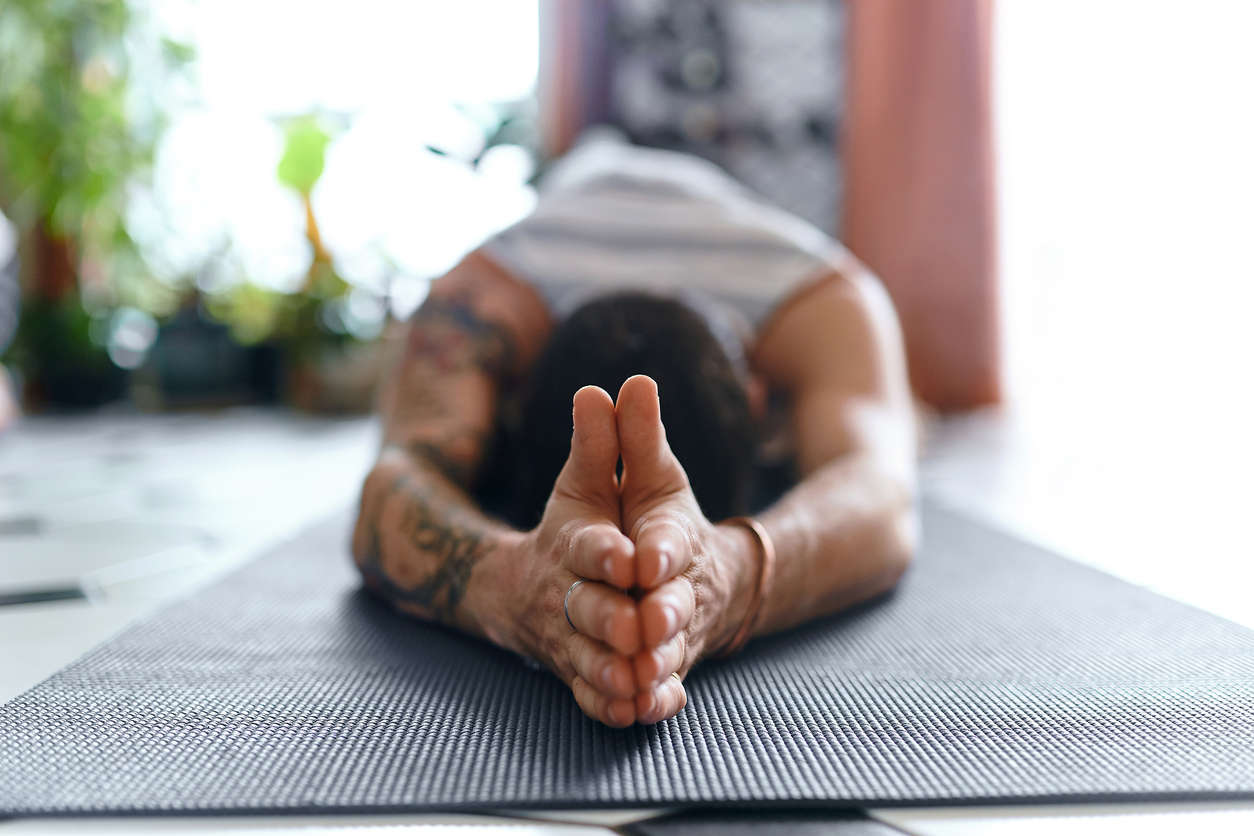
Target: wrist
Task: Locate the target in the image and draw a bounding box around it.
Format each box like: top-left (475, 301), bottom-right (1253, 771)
top-left (461, 527), bottom-right (531, 650)
top-left (709, 521), bottom-right (761, 655)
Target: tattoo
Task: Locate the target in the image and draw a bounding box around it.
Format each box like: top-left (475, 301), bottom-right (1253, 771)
top-left (391, 384), bottom-right (452, 425)
top-left (358, 473), bottom-right (488, 625)
top-left (404, 432), bottom-right (485, 488)
top-left (386, 297), bottom-right (514, 488)
top-left (405, 297), bottom-right (516, 379)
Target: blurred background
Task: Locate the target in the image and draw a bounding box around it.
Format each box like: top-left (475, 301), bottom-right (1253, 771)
top-left (1, 0), bottom-right (1251, 693)
top-left (0, 0), bottom-right (541, 413)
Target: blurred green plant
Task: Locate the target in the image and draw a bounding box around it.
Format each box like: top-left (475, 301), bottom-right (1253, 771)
top-left (277, 116), bottom-right (333, 196)
top-left (0, 0), bottom-right (192, 404)
top-left (204, 115), bottom-right (358, 360)
top-left (0, 0), bottom-right (539, 410)
top-left (5, 295), bottom-right (129, 406)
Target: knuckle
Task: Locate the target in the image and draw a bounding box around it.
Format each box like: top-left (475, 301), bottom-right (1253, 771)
top-left (665, 456), bottom-right (690, 485)
top-left (632, 515), bottom-right (698, 568)
top-left (633, 513), bottom-right (684, 541)
top-left (562, 630), bottom-right (581, 663)
top-left (553, 519), bottom-right (585, 563)
top-left (678, 577), bottom-right (698, 612)
top-left (636, 651), bottom-right (655, 683)
top-left (576, 638), bottom-right (599, 679)
top-left (676, 630), bottom-right (691, 670)
top-left (678, 626), bottom-right (690, 654)
top-left (542, 581), bottom-right (565, 622)
top-left (603, 607), bottom-right (621, 642)
top-left (552, 651), bottom-right (576, 685)
top-left (588, 692), bottom-right (610, 723)
top-left (542, 630), bottom-right (565, 665)
top-left (559, 521), bottom-right (618, 571)
top-left (575, 526), bottom-right (615, 566)
top-left (553, 477), bottom-right (614, 513)
top-left (572, 682), bottom-right (594, 718)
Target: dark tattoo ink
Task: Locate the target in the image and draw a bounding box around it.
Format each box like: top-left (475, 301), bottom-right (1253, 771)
top-left (404, 432), bottom-right (485, 488)
top-left (405, 297), bottom-right (517, 379)
top-left (387, 297), bottom-right (513, 489)
top-left (391, 385), bottom-right (453, 424)
top-left (358, 473), bottom-right (488, 625)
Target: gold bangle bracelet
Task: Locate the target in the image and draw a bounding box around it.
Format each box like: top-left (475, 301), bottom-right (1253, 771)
top-left (718, 516), bottom-right (776, 657)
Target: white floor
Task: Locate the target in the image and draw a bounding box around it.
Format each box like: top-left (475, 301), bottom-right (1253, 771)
top-left (921, 410), bottom-right (1253, 631)
top-left (0, 409), bottom-right (378, 703)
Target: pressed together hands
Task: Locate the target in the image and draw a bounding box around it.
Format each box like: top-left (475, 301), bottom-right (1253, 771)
top-left (500, 374), bottom-right (758, 727)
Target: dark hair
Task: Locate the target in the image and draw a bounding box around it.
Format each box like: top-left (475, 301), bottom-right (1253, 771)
top-left (494, 291), bottom-right (757, 530)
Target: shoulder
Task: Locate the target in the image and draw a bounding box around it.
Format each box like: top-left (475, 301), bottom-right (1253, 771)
top-left (425, 249), bottom-right (553, 370)
top-left (752, 261), bottom-right (908, 397)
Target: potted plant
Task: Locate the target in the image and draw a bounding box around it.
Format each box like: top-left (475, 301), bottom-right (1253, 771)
top-left (0, 0), bottom-right (191, 409)
top-left (200, 115), bottom-right (385, 413)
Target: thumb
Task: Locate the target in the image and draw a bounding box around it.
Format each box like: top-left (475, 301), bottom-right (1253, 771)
top-left (616, 375), bottom-right (689, 502)
top-left (616, 375), bottom-right (697, 590)
top-left (553, 385), bottom-right (621, 514)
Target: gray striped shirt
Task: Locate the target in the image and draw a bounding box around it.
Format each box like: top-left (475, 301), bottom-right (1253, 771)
top-left (483, 134), bottom-right (853, 333)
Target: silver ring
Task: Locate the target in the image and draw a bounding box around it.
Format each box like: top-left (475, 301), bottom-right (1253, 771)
top-left (563, 579), bottom-right (585, 632)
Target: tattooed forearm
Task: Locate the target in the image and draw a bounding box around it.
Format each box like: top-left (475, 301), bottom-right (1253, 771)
top-left (357, 472), bottom-right (491, 625)
top-left (403, 434), bottom-right (485, 488)
top-left (383, 297), bottom-right (517, 488)
top-left (390, 384), bottom-right (453, 425)
top-left (358, 273), bottom-right (536, 633)
top-left (406, 297), bottom-right (517, 379)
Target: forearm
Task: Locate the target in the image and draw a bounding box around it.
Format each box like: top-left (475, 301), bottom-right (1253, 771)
top-left (351, 447), bottom-right (524, 643)
top-left (722, 452), bottom-right (917, 639)
top-left (353, 259), bottom-right (546, 639)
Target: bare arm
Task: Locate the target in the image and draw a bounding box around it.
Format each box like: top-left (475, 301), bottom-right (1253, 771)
top-left (738, 268), bottom-right (918, 635)
top-left (351, 251), bottom-right (549, 638)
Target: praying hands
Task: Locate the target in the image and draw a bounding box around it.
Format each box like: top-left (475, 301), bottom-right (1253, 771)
top-left (506, 375), bottom-right (768, 726)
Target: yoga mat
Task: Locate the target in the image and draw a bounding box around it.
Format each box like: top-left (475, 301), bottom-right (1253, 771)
top-left (2, 502), bottom-right (1253, 816)
top-left (623, 809), bottom-right (900, 834)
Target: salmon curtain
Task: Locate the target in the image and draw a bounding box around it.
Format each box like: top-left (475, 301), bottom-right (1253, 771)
top-left (538, 0), bottom-right (613, 157)
top-left (539, 0), bottom-right (1000, 410)
top-left (841, 0), bottom-right (999, 409)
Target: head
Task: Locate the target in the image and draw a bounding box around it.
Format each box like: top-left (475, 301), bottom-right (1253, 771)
top-left (503, 291), bottom-right (758, 529)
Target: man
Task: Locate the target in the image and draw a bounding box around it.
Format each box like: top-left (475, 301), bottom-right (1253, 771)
top-left (351, 136), bottom-right (917, 727)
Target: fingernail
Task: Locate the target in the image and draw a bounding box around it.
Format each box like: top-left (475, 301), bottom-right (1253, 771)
top-left (653, 549), bottom-right (671, 585)
top-left (601, 666), bottom-right (616, 691)
top-left (610, 702), bottom-right (630, 726)
top-left (662, 604), bottom-right (678, 636)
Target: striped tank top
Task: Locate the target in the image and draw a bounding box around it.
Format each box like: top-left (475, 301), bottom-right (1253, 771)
top-left (482, 132), bottom-right (854, 335)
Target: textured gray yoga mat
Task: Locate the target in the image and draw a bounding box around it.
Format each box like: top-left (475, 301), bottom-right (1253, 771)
top-left (622, 809), bottom-right (899, 834)
top-left (2, 501), bottom-right (1254, 817)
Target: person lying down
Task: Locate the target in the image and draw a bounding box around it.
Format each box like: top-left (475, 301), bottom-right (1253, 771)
top-left (351, 135), bottom-right (918, 727)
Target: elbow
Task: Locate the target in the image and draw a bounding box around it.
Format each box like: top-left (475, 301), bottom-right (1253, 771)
top-left (871, 480), bottom-right (919, 595)
top-left (349, 476), bottom-right (378, 572)
top-left (350, 456), bottom-right (402, 572)
top-left (883, 502), bottom-right (919, 588)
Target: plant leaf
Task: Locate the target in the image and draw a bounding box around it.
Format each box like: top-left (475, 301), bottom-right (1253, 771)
top-left (277, 117), bottom-right (331, 195)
